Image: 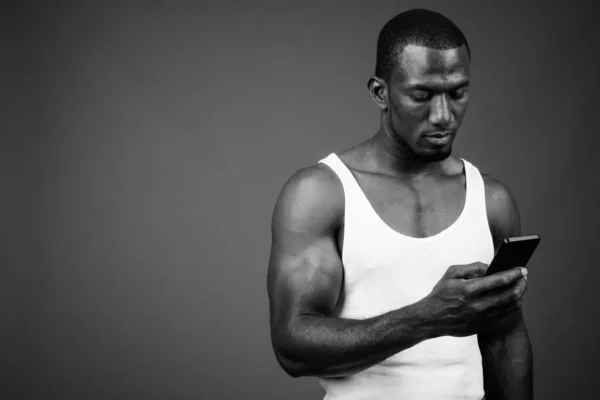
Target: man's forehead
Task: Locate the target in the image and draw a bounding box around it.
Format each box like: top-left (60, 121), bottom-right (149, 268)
top-left (394, 44), bottom-right (470, 84)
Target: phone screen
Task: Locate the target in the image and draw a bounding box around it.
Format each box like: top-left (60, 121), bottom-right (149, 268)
top-left (485, 234), bottom-right (541, 276)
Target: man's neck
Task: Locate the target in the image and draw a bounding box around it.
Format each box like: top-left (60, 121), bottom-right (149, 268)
top-left (366, 130), bottom-right (447, 178)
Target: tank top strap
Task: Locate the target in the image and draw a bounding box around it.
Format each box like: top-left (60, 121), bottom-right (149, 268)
top-left (318, 153), bottom-right (374, 216)
top-left (459, 158), bottom-right (491, 234)
top-left (319, 153), bottom-right (357, 188)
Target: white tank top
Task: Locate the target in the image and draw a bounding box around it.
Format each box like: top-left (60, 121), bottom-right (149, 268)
top-left (317, 153), bottom-right (494, 400)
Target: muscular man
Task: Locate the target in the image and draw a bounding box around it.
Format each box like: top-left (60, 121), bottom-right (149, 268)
top-left (267, 8), bottom-right (532, 400)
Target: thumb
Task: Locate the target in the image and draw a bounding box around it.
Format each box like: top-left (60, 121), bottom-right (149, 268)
top-left (448, 262), bottom-right (488, 279)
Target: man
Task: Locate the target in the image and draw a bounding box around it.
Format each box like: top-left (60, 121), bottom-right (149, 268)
top-left (267, 8), bottom-right (532, 400)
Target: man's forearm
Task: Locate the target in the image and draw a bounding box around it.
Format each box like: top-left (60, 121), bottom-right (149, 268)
top-left (478, 314), bottom-right (533, 400)
top-left (275, 299), bottom-right (439, 378)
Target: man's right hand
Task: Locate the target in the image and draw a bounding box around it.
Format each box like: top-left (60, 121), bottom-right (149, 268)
top-left (421, 262), bottom-right (528, 337)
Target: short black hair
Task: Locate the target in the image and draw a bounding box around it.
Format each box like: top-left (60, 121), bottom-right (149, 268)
top-left (375, 8), bottom-right (471, 81)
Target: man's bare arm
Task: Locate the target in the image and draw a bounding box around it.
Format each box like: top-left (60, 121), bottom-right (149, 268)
top-left (479, 174), bottom-right (533, 400)
top-left (267, 165), bottom-right (437, 378)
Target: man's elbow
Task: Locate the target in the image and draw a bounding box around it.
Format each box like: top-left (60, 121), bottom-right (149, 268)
top-left (270, 329), bottom-right (308, 377)
top-left (272, 342), bottom-right (313, 378)
top-left (270, 321), bottom-right (344, 378)
top-left (273, 345), bottom-right (356, 379)
top-left (274, 352), bottom-right (306, 378)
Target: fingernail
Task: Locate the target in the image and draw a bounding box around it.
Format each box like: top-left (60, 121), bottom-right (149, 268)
top-left (521, 268), bottom-right (528, 277)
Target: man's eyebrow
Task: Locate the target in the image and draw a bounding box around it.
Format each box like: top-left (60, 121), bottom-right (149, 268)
top-left (406, 81), bottom-right (470, 91)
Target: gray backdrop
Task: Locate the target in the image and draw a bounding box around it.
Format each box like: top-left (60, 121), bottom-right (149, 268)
top-left (3, 1), bottom-right (599, 399)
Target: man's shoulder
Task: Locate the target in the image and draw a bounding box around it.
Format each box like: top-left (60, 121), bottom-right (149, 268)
top-left (478, 170), bottom-right (521, 243)
top-left (460, 157), bottom-right (511, 201)
top-left (283, 161), bottom-right (343, 200)
top-left (480, 172), bottom-right (516, 209)
top-left (272, 161), bottom-right (344, 231)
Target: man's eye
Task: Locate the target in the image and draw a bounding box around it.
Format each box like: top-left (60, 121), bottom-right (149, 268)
top-left (450, 91), bottom-right (467, 100)
top-left (410, 92), bottom-right (430, 101)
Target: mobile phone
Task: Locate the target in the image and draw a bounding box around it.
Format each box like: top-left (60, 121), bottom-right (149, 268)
top-left (485, 234), bottom-right (541, 276)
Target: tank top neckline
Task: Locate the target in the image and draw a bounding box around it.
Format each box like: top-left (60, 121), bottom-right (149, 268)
top-left (329, 153), bottom-right (471, 244)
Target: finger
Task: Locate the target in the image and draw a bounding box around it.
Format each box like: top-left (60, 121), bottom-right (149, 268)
top-left (487, 277), bottom-right (527, 309)
top-left (468, 267), bottom-right (526, 295)
top-left (449, 262), bottom-right (488, 279)
top-left (518, 276), bottom-right (528, 296)
top-left (467, 296), bottom-right (521, 336)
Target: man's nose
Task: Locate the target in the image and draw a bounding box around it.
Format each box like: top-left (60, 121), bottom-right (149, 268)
top-left (429, 94), bottom-right (453, 127)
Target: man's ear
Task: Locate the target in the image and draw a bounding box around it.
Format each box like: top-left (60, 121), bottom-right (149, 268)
top-left (367, 76), bottom-right (388, 111)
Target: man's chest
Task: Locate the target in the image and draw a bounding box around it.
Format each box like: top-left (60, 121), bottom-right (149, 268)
top-left (351, 171), bottom-right (467, 239)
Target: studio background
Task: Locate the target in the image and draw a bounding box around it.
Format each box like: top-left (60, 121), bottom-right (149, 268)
top-left (3, 1), bottom-right (599, 399)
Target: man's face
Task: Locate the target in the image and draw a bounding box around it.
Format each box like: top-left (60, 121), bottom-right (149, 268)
top-left (385, 44), bottom-right (471, 162)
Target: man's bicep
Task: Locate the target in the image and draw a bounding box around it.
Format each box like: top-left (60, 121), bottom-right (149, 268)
top-left (267, 166), bottom-right (344, 325)
top-left (268, 233), bottom-right (343, 321)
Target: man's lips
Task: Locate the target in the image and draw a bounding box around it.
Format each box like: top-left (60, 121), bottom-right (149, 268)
top-left (424, 131), bottom-right (454, 145)
top-left (425, 130), bottom-right (453, 138)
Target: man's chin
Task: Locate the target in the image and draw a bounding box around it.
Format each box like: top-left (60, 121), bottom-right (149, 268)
top-left (417, 146), bottom-right (452, 162)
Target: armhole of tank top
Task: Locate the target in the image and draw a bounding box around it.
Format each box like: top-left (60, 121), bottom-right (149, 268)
top-left (317, 158), bottom-right (348, 264)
